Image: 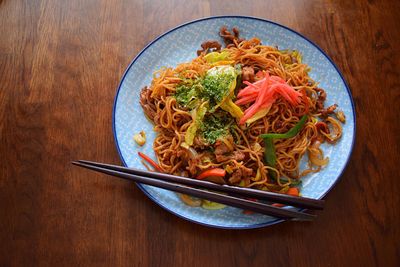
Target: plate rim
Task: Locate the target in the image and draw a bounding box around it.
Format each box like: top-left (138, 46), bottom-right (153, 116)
top-left (112, 15), bottom-right (356, 229)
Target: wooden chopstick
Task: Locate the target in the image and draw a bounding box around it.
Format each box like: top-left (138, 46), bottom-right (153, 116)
top-left (77, 160), bottom-right (324, 210)
top-left (72, 161), bottom-right (317, 220)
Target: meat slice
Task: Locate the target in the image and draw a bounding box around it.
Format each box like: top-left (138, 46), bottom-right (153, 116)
top-left (214, 136), bottom-right (234, 155)
top-left (140, 87), bottom-right (157, 120)
top-left (219, 26), bottom-right (245, 47)
top-left (215, 151), bottom-right (245, 163)
top-left (242, 66), bottom-right (255, 83)
top-left (314, 87), bottom-right (326, 111)
top-left (240, 165), bottom-right (253, 177)
top-left (197, 40), bottom-right (222, 56)
top-left (193, 136), bottom-right (208, 150)
top-left (320, 104), bottom-right (338, 117)
top-left (214, 136), bottom-right (242, 163)
top-left (232, 151), bottom-right (245, 161)
top-left (228, 165), bottom-right (253, 184)
top-left (229, 169), bottom-right (242, 184)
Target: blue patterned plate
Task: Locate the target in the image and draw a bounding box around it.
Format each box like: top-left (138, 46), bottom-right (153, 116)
top-left (113, 16), bottom-right (355, 229)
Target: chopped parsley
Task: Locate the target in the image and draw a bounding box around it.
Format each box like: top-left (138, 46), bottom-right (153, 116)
top-left (175, 79), bottom-right (203, 108)
top-left (201, 72), bottom-right (234, 105)
top-left (200, 114), bottom-right (232, 144)
top-left (174, 66), bottom-right (236, 109)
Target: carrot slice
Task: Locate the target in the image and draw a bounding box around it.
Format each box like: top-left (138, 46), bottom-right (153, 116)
top-left (272, 187), bottom-right (300, 207)
top-left (138, 152), bottom-right (163, 172)
top-left (286, 187), bottom-right (299, 196)
top-left (197, 168), bottom-right (226, 180)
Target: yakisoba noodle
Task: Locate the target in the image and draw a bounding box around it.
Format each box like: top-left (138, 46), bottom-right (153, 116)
top-left (139, 27), bottom-right (344, 205)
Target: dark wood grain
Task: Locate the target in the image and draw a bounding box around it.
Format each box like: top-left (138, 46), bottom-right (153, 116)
top-left (1, 0), bottom-right (399, 266)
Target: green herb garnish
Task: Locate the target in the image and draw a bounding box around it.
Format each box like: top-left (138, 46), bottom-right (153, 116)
top-left (201, 72), bottom-right (234, 105)
top-left (200, 114), bottom-right (232, 144)
top-left (175, 79), bottom-right (203, 108)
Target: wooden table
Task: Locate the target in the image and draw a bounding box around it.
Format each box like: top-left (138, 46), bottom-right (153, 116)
top-left (1, 0), bottom-right (399, 266)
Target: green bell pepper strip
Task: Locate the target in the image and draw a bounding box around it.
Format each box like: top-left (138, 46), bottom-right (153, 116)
top-left (263, 137), bottom-right (277, 180)
top-left (260, 115), bottom-right (308, 180)
top-left (263, 137), bottom-right (276, 167)
top-left (260, 115), bottom-right (308, 139)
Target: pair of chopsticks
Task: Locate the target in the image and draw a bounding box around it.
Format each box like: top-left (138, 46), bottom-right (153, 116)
top-left (72, 160), bottom-right (324, 220)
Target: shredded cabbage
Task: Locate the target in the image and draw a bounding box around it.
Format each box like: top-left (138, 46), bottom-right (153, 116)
top-left (184, 101), bottom-right (208, 146)
top-left (203, 51), bottom-right (231, 63)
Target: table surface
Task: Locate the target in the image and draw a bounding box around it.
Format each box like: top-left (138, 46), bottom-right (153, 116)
top-left (1, 0), bottom-right (399, 266)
